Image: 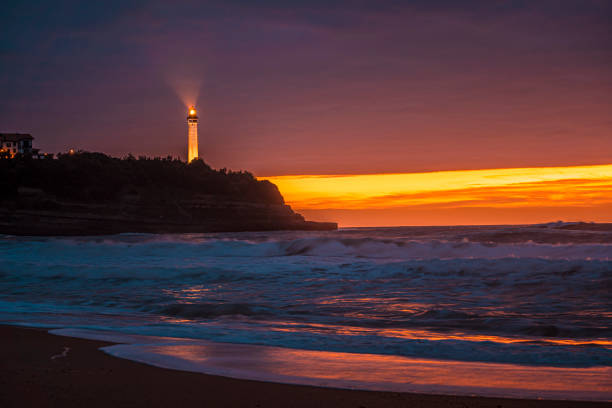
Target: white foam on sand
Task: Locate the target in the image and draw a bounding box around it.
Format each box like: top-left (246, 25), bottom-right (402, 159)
top-left (50, 328), bottom-right (612, 402)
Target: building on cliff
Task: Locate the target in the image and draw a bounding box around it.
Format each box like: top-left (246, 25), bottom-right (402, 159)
top-left (0, 133), bottom-right (34, 157)
top-left (187, 106), bottom-right (199, 162)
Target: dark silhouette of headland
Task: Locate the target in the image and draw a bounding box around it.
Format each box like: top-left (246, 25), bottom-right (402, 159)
top-left (0, 152), bottom-right (337, 235)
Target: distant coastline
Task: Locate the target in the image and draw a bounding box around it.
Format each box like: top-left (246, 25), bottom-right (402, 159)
top-left (0, 152), bottom-right (337, 235)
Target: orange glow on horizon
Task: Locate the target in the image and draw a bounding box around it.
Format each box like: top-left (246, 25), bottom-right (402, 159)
top-left (262, 164), bottom-right (612, 227)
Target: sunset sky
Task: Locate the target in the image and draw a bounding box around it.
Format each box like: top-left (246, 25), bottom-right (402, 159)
top-left (265, 164), bottom-right (612, 226)
top-left (1, 1), bottom-right (610, 226)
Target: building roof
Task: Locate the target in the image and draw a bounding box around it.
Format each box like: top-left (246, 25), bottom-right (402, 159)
top-left (0, 133), bottom-right (34, 142)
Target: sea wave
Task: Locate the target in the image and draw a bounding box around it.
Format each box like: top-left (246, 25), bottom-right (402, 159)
top-left (1, 226), bottom-right (611, 369)
top-left (3, 233), bottom-right (611, 261)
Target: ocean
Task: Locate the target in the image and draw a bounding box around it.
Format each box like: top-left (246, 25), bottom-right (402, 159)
top-left (1, 224), bottom-right (611, 400)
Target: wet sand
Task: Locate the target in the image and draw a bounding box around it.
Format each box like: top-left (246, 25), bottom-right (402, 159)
top-left (1, 325), bottom-right (609, 408)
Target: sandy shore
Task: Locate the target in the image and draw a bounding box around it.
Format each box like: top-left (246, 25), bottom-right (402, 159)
top-left (1, 325), bottom-right (609, 408)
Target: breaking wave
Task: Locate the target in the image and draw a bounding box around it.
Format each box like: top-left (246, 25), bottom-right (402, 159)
top-left (3, 234), bottom-right (611, 261)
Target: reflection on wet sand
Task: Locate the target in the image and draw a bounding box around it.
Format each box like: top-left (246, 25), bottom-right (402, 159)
top-left (102, 338), bottom-right (611, 401)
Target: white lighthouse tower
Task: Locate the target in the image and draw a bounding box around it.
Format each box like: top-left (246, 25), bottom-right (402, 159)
top-left (187, 106), bottom-right (199, 162)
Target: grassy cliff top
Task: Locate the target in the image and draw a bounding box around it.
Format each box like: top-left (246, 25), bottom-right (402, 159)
top-left (0, 152), bottom-right (285, 205)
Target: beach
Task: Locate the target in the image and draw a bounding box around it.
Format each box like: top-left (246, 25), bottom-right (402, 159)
top-left (3, 325), bottom-right (609, 408)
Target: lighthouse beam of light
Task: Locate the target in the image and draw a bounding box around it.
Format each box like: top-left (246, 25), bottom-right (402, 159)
top-left (169, 77), bottom-right (202, 109)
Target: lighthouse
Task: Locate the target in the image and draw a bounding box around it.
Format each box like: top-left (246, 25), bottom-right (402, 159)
top-left (187, 106), bottom-right (199, 162)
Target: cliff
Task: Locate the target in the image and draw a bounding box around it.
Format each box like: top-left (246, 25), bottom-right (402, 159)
top-left (0, 152), bottom-right (336, 235)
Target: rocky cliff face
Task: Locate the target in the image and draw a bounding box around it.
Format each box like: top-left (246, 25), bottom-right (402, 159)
top-left (0, 192), bottom-right (336, 235)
